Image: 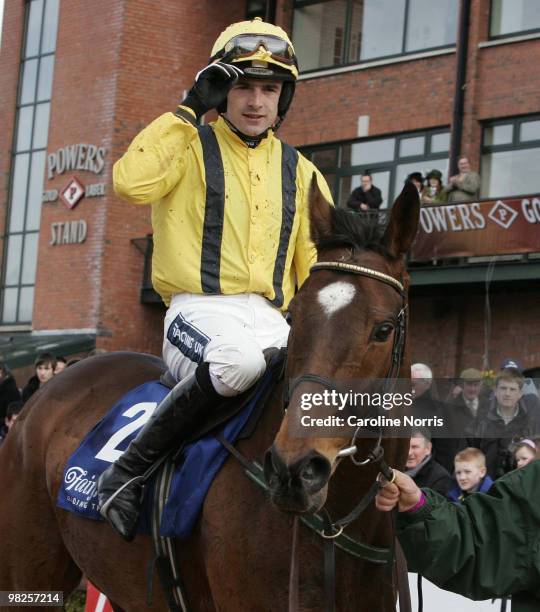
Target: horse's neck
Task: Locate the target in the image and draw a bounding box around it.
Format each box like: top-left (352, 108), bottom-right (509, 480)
top-left (239, 379), bottom-right (286, 458)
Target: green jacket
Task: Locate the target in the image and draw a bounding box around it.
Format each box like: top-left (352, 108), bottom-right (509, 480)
top-left (397, 461), bottom-right (540, 612)
top-left (443, 171), bottom-right (480, 202)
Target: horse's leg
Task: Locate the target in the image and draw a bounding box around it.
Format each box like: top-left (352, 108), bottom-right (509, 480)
top-left (190, 410), bottom-right (292, 612)
top-left (0, 436), bottom-right (82, 605)
top-left (57, 512), bottom-right (171, 611)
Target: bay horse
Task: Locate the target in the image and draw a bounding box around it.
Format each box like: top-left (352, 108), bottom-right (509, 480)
top-left (0, 180), bottom-right (419, 611)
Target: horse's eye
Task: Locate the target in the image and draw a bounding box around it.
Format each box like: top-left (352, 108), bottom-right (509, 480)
top-left (372, 322), bottom-right (394, 342)
top-left (285, 312), bottom-right (293, 326)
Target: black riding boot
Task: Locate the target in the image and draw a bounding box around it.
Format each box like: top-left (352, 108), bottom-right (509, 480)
top-left (97, 364), bottom-right (221, 541)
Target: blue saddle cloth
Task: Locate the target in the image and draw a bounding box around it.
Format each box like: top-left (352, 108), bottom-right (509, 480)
top-left (57, 368), bottom-right (275, 539)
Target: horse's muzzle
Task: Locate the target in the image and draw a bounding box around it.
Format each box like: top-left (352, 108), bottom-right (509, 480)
top-left (264, 445), bottom-right (331, 513)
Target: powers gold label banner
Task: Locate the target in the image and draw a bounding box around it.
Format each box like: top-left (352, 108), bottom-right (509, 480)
top-left (410, 196), bottom-right (540, 260)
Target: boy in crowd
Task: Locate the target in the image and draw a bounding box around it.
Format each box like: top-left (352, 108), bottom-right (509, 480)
top-left (448, 447), bottom-right (493, 502)
top-left (21, 353), bottom-right (57, 403)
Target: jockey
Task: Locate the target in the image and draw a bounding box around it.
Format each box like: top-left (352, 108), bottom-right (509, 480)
top-left (97, 17), bottom-right (333, 541)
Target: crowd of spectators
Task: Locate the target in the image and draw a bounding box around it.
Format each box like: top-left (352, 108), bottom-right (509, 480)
top-left (347, 157), bottom-right (480, 212)
top-left (0, 351), bottom-right (94, 447)
top-left (405, 358), bottom-right (539, 502)
top-left (2, 349), bottom-right (538, 504)
top-left (419, 157), bottom-right (480, 205)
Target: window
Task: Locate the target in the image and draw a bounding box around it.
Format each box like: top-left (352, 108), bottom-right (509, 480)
top-left (301, 128), bottom-right (450, 208)
top-left (481, 116), bottom-right (540, 198)
top-left (1, 0), bottom-right (60, 325)
top-left (293, 0), bottom-right (457, 72)
top-left (246, 1), bottom-right (267, 19)
top-left (490, 0), bottom-right (540, 38)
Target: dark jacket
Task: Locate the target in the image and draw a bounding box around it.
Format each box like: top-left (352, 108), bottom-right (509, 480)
top-left (410, 455), bottom-right (453, 497)
top-left (412, 388), bottom-right (445, 421)
top-left (22, 375), bottom-right (40, 404)
top-left (413, 390), bottom-right (459, 475)
top-left (430, 394), bottom-right (488, 474)
top-left (475, 398), bottom-right (540, 479)
top-left (397, 461), bottom-right (540, 611)
top-left (449, 392), bottom-right (488, 430)
top-left (0, 373), bottom-right (21, 420)
top-left (447, 474), bottom-right (494, 502)
top-left (346, 185), bottom-right (383, 211)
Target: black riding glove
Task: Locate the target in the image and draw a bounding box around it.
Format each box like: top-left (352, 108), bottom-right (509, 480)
top-left (180, 62), bottom-right (244, 119)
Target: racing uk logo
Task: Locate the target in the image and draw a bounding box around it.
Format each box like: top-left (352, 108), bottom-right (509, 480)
top-left (488, 200), bottom-right (518, 229)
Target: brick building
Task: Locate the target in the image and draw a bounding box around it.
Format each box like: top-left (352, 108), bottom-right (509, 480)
top-left (1, 0), bottom-right (539, 381)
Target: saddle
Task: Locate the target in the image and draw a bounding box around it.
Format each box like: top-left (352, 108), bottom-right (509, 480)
top-left (56, 349), bottom-right (286, 533)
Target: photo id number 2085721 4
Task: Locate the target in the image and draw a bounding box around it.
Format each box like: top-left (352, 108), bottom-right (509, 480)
top-left (0, 591), bottom-right (63, 606)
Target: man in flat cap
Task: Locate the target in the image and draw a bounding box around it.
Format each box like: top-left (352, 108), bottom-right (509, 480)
top-left (434, 368), bottom-right (486, 473)
top-left (453, 368), bottom-right (486, 422)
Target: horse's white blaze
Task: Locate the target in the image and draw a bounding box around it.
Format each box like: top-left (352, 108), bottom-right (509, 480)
top-left (317, 281), bottom-right (356, 316)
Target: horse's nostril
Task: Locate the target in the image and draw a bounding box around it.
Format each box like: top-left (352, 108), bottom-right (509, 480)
top-left (300, 463), bottom-right (316, 482)
top-left (299, 455), bottom-right (331, 493)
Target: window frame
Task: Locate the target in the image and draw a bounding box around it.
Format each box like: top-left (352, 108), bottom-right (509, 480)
top-left (488, 0), bottom-right (540, 41)
top-left (481, 114), bottom-right (540, 200)
top-left (482, 115), bottom-right (540, 153)
top-left (300, 126), bottom-right (451, 208)
top-left (0, 0), bottom-right (58, 326)
top-left (292, 0), bottom-right (457, 75)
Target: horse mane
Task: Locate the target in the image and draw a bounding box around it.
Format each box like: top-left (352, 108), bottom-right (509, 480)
top-left (315, 207), bottom-right (395, 259)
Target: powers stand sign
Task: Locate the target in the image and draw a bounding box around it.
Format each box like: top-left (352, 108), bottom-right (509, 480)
top-left (43, 143), bottom-right (108, 246)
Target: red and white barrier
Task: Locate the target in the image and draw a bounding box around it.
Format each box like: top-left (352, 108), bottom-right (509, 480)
top-left (85, 582), bottom-right (113, 612)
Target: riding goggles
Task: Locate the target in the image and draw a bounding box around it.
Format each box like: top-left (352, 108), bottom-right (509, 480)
top-left (215, 34), bottom-right (297, 67)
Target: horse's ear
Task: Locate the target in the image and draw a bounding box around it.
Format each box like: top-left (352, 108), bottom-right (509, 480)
top-left (309, 173), bottom-right (333, 244)
top-left (382, 181), bottom-right (420, 258)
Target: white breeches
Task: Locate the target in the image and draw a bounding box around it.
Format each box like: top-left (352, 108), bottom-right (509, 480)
top-left (163, 293), bottom-right (290, 397)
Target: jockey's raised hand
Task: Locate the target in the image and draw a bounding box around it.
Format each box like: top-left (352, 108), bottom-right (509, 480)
top-left (180, 61), bottom-right (243, 119)
top-left (375, 469), bottom-right (422, 512)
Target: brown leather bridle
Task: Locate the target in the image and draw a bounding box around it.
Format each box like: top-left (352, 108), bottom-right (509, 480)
top-left (282, 260), bottom-right (411, 612)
